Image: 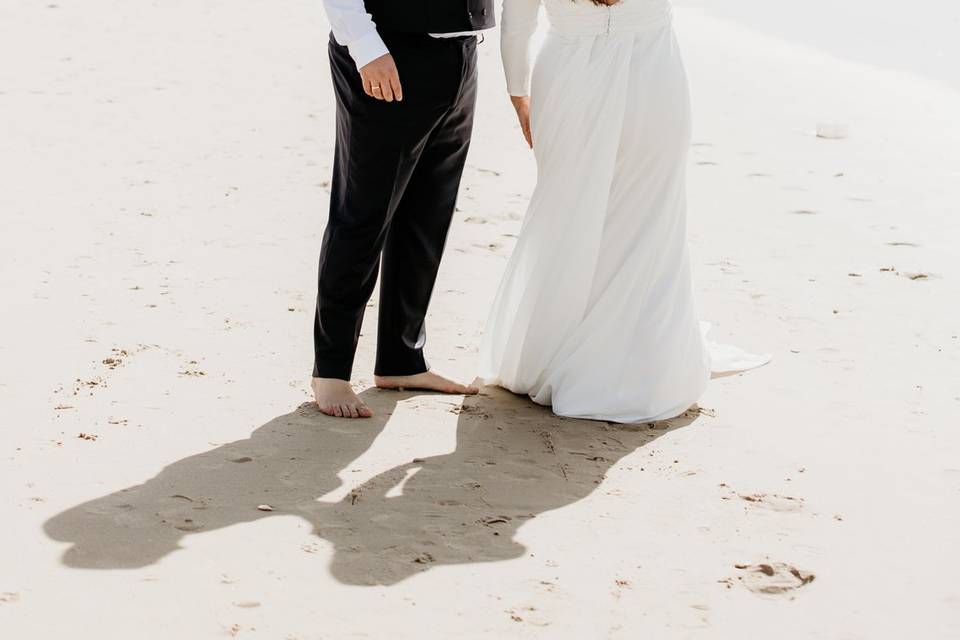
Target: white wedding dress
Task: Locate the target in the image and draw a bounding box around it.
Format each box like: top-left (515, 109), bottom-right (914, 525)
top-left (480, 0), bottom-right (770, 423)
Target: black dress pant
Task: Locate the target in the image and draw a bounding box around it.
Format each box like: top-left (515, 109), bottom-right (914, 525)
top-left (313, 32), bottom-right (478, 380)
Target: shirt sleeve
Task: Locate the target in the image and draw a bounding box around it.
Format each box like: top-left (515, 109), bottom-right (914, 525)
top-left (501, 0), bottom-right (541, 96)
top-left (322, 0), bottom-right (390, 70)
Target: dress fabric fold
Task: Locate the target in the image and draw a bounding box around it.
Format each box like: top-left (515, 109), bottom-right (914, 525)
top-left (481, 0), bottom-right (770, 423)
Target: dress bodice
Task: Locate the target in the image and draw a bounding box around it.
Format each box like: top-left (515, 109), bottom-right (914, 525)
top-left (501, 0), bottom-right (674, 95)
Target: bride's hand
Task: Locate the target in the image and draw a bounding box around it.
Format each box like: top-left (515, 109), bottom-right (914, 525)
top-left (510, 95), bottom-right (532, 148)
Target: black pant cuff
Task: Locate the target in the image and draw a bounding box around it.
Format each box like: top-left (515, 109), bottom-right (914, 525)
top-left (374, 354), bottom-right (429, 378)
top-left (312, 359), bottom-right (354, 381)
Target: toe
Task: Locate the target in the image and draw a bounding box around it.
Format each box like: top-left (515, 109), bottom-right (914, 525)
top-left (333, 405), bottom-right (344, 417)
top-left (347, 404), bottom-right (359, 418)
top-left (358, 405), bottom-right (374, 418)
top-left (319, 404), bottom-right (334, 416)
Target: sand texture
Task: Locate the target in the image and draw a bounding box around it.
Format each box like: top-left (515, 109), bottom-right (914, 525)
top-left (1, 1), bottom-right (958, 638)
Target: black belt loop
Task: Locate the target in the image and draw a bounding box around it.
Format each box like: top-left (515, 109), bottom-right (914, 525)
top-left (477, 33), bottom-right (485, 45)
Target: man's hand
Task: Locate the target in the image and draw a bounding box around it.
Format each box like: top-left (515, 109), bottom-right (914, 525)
top-left (359, 53), bottom-right (403, 102)
top-left (510, 95), bottom-right (532, 148)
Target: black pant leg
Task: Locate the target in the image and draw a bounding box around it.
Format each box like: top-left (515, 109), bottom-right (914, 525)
top-left (375, 39), bottom-right (479, 376)
top-left (313, 34), bottom-right (465, 380)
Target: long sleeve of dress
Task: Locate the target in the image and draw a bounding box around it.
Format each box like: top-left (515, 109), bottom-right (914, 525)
top-left (501, 0), bottom-right (541, 96)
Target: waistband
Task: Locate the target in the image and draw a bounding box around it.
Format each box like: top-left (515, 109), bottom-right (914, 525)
top-left (379, 30), bottom-right (478, 47)
top-left (548, 4), bottom-right (673, 37)
top-left (329, 30), bottom-right (477, 51)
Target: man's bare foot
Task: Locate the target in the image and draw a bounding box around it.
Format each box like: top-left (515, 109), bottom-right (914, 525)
top-left (374, 370), bottom-right (480, 395)
top-left (311, 377), bottom-right (373, 418)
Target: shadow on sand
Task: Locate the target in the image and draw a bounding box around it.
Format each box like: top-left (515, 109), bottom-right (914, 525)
top-left (44, 387), bottom-right (700, 585)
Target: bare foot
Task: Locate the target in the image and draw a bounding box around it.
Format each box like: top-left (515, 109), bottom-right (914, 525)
top-left (374, 370), bottom-right (480, 395)
top-left (311, 378), bottom-right (373, 418)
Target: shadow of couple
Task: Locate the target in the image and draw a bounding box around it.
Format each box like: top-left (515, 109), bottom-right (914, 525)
top-left (44, 387), bottom-right (699, 586)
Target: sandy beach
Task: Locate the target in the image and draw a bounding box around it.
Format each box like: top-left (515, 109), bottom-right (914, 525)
top-left (1, 1), bottom-right (958, 638)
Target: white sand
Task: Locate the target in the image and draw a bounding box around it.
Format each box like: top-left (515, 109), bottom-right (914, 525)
top-left (675, 0), bottom-right (960, 90)
top-left (1, 1), bottom-right (958, 638)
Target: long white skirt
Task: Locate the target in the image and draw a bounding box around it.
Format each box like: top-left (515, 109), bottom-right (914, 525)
top-left (480, 20), bottom-right (769, 423)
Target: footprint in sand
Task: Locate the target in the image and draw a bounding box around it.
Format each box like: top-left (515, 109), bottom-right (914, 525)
top-left (879, 267), bottom-right (932, 281)
top-left (738, 492), bottom-right (804, 512)
top-left (101, 348), bottom-right (129, 369)
top-left (75, 345), bottom-right (151, 396)
top-left (723, 562), bottom-right (815, 596)
top-left (720, 485), bottom-right (804, 512)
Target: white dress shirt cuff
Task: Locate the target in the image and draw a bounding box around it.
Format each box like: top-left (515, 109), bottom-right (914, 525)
top-left (347, 30), bottom-right (390, 70)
